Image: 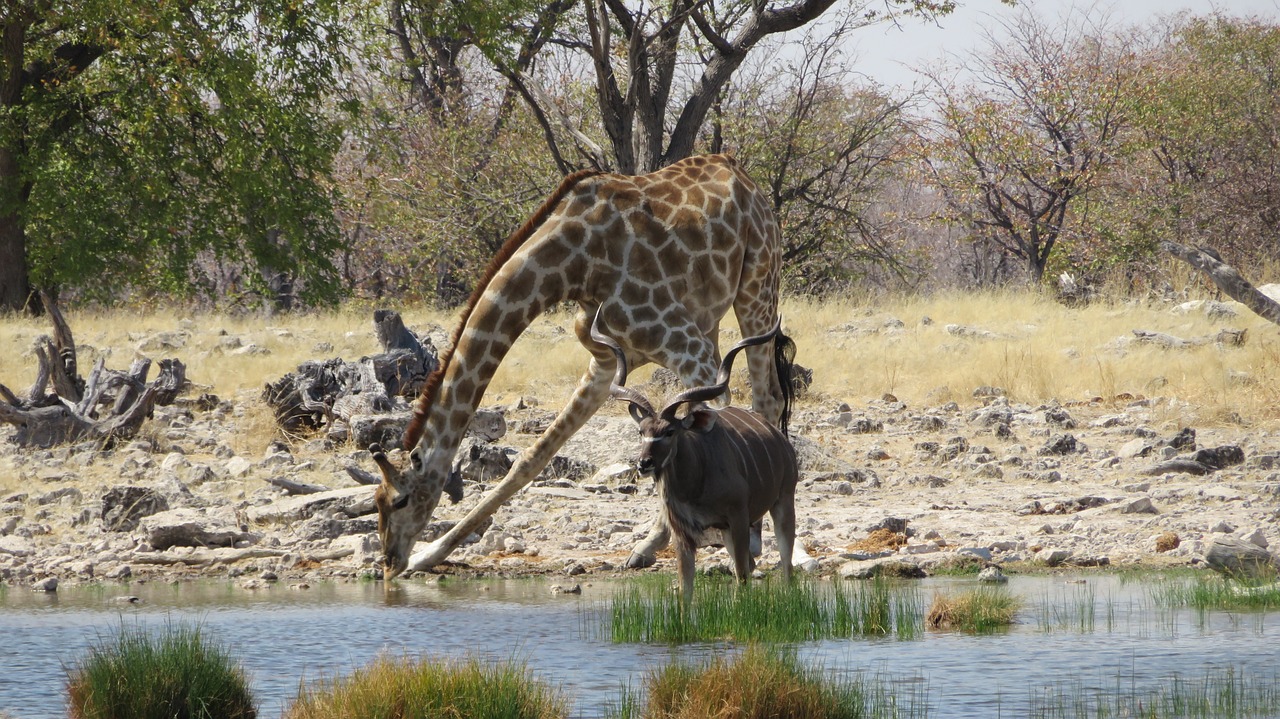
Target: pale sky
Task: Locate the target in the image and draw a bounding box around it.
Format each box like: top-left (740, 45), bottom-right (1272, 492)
top-left (849, 0), bottom-right (1280, 90)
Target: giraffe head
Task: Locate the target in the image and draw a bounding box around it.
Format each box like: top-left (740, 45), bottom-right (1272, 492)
top-left (369, 443), bottom-right (440, 580)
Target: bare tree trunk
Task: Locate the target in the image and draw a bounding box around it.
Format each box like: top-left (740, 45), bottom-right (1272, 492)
top-left (0, 15), bottom-right (34, 315)
top-left (0, 203), bottom-right (32, 312)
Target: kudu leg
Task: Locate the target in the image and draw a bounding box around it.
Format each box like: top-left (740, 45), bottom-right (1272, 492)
top-left (770, 498), bottom-right (796, 583)
top-left (675, 535), bottom-right (697, 606)
top-left (726, 517), bottom-right (753, 585)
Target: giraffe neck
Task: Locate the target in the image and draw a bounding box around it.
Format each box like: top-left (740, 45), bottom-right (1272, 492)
top-left (416, 274), bottom-right (565, 485)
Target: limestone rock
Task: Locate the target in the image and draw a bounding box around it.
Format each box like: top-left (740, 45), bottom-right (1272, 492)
top-left (141, 508), bottom-right (253, 550)
top-left (1204, 536), bottom-right (1280, 579)
top-left (101, 486), bottom-right (169, 532)
top-left (977, 565), bottom-right (1008, 583)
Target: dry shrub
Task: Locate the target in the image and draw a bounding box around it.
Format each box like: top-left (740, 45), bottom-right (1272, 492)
top-left (849, 528), bottom-right (908, 552)
top-left (1155, 531), bottom-right (1181, 552)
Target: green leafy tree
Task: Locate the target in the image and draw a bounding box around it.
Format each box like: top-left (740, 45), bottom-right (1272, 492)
top-left (0, 0), bottom-right (355, 313)
top-left (1114, 15), bottom-right (1280, 272)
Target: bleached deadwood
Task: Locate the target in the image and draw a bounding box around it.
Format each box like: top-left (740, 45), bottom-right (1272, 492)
top-left (44, 292), bottom-right (83, 402)
top-left (344, 464), bottom-right (380, 485)
top-left (263, 309), bottom-right (437, 439)
top-left (264, 476), bottom-right (330, 495)
top-left (375, 309), bottom-right (425, 354)
top-left (0, 295), bottom-right (188, 448)
top-left (1204, 536), bottom-right (1280, 580)
top-left (1129, 328), bottom-right (1247, 350)
top-left (1161, 241), bottom-right (1280, 326)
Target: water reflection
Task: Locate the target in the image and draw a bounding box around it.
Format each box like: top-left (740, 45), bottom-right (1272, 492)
top-left (0, 574), bottom-right (1276, 719)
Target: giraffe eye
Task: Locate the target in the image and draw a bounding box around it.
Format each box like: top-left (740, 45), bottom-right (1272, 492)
top-left (392, 493), bottom-right (411, 511)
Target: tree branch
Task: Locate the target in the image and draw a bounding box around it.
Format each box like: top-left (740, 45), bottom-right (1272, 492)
top-left (1162, 242), bottom-right (1280, 326)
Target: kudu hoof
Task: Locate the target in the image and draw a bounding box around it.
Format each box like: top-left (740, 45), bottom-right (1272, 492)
top-left (624, 552), bottom-right (657, 569)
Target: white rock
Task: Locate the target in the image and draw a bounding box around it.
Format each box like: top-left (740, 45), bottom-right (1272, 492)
top-left (1037, 548), bottom-right (1072, 566)
top-left (225, 457), bottom-right (253, 477)
top-left (1119, 497), bottom-right (1158, 514)
top-left (1242, 528), bottom-right (1270, 549)
top-left (160, 452), bottom-right (189, 472)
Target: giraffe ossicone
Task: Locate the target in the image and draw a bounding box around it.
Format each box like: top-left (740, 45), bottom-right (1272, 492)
top-left (370, 154), bottom-right (788, 580)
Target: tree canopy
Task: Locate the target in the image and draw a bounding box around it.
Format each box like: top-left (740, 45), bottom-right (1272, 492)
top-left (0, 0), bottom-right (356, 312)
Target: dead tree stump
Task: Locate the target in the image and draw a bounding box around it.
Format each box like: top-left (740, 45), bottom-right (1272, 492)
top-left (0, 294), bottom-right (189, 448)
top-left (262, 310), bottom-right (438, 440)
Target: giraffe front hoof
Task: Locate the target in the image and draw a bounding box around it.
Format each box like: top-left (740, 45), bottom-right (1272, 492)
top-left (624, 552), bottom-right (656, 570)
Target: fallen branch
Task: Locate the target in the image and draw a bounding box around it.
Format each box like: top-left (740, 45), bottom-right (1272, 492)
top-left (343, 464), bottom-right (380, 485)
top-left (264, 476), bottom-right (331, 495)
top-left (1161, 242), bottom-right (1280, 326)
top-left (130, 546), bottom-right (355, 567)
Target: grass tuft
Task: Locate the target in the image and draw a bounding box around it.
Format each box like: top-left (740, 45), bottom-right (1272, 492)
top-left (926, 586), bottom-right (1021, 633)
top-left (285, 654), bottom-right (568, 719)
top-left (603, 576), bottom-right (923, 644)
top-left (608, 644), bottom-right (927, 719)
top-left (65, 622), bottom-right (256, 719)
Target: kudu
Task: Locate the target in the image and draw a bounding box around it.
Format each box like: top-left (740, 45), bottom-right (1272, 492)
top-left (592, 312), bottom-right (799, 604)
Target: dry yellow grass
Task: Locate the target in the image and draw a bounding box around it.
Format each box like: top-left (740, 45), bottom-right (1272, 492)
top-left (781, 291), bottom-right (1280, 429)
top-left (3, 290), bottom-right (1277, 439)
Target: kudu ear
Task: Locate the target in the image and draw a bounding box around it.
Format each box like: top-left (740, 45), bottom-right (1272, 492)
top-left (682, 408), bottom-right (719, 433)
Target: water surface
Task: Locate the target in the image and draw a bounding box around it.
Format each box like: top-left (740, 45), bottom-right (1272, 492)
top-left (1, 574), bottom-right (1275, 718)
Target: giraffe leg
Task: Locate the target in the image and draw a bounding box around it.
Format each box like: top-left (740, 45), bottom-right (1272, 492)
top-left (630, 519), bottom-right (762, 569)
top-left (406, 356), bottom-right (614, 571)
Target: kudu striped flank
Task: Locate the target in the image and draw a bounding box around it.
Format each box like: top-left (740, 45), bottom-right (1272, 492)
top-left (592, 311), bottom-right (799, 604)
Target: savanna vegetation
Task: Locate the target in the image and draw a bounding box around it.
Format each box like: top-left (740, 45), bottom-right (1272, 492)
top-left (3, 2), bottom-right (1278, 314)
top-left (65, 623), bottom-right (256, 719)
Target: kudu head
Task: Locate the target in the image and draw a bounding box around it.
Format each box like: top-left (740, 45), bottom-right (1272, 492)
top-left (590, 309), bottom-right (782, 477)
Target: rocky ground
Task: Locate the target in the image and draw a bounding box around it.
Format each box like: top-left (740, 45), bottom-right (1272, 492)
top-left (3, 358), bottom-right (1279, 592)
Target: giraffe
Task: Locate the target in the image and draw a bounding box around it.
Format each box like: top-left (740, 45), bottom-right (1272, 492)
top-left (372, 154), bottom-right (787, 580)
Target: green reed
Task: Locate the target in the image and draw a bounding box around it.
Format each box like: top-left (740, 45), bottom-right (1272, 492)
top-left (1035, 581), bottom-right (1098, 633)
top-left (1029, 667), bottom-right (1280, 718)
top-left (65, 622), bottom-right (256, 719)
top-left (602, 575), bottom-right (923, 644)
top-left (286, 654), bottom-right (568, 719)
top-left (1151, 574), bottom-right (1280, 612)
